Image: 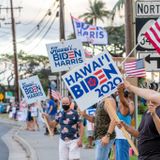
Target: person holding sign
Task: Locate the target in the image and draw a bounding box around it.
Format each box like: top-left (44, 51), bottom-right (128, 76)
top-left (43, 97), bottom-right (84, 160)
top-left (117, 81), bottom-right (160, 160)
top-left (80, 97), bottom-right (116, 160)
top-left (114, 84), bottom-right (134, 160)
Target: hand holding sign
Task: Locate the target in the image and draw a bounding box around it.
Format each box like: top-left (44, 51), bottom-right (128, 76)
top-left (63, 51), bottom-right (123, 110)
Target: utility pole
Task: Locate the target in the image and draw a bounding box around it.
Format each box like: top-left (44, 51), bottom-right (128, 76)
top-left (10, 0), bottom-right (20, 103)
top-left (58, 0), bottom-right (65, 96)
top-left (0, 1), bottom-right (22, 103)
top-left (125, 0), bottom-right (134, 56)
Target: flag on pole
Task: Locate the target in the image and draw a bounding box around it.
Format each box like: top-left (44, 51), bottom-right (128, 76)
top-left (48, 88), bottom-right (62, 101)
top-left (144, 17), bottom-right (160, 54)
top-left (71, 16), bottom-right (108, 45)
top-left (124, 59), bottom-right (146, 78)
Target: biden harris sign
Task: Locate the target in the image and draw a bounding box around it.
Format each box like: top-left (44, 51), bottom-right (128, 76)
top-left (19, 75), bottom-right (46, 104)
top-left (62, 51), bottom-right (123, 110)
top-left (46, 39), bottom-right (85, 72)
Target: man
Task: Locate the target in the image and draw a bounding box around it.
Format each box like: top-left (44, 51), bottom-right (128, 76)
top-left (43, 97), bottom-right (84, 160)
top-left (81, 97), bottom-right (116, 160)
top-left (117, 81), bottom-right (160, 160)
top-left (44, 96), bottom-right (57, 135)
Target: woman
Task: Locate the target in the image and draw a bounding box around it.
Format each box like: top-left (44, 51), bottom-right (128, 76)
top-left (118, 81), bottom-right (160, 160)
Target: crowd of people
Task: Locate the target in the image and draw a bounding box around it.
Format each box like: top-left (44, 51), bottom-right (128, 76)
top-left (6, 80), bottom-right (160, 160)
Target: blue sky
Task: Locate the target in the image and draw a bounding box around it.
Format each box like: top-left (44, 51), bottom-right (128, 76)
top-left (0, 0), bottom-right (124, 56)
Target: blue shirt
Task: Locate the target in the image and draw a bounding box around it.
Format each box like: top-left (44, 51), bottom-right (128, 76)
top-left (47, 99), bottom-right (57, 116)
top-left (55, 109), bottom-right (81, 141)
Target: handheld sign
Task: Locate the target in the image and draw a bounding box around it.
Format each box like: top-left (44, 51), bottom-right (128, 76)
top-left (62, 51), bottom-right (123, 110)
top-left (19, 75), bottom-right (46, 104)
top-left (72, 16), bottom-right (108, 45)
top-left (46, 39), bottom-right (85, 72)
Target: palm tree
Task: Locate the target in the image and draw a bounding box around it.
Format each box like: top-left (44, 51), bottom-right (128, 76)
top-left (111, 0), bottom-right (134, 55)
top-left (111, 0), bottom-right (125, 20)
top-left (79, 0), bottom-right (111, 25)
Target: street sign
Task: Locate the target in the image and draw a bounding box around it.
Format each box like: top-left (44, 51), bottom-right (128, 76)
top-left (136, 1), bottom-right (160, 17)
top-left (139, 52), bottom-right (160, 71)
top-left (136, 18), bottom-right (158, 51)
top-left (0, 93), bottom-right (4, 101)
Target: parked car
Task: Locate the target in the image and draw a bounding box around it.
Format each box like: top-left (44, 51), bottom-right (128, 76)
top-left (0, 103), bottom-right (8, 113)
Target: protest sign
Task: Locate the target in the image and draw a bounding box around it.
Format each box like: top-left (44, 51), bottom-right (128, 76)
top-left (19, 75), bottom-right (46, 104)
top-left (72, 16), bottom-right (108, 45)
top-left (62, 51), bottom-right (123, 110)
top-left (46, 39), bottom-right (85, 72)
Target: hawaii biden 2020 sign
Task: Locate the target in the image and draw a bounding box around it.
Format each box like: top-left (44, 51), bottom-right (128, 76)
top-left (62, 51), bottom-right (123, 110)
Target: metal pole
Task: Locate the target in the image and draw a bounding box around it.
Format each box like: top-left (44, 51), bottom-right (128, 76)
top-left (10, 0), bottom-right (19, 103)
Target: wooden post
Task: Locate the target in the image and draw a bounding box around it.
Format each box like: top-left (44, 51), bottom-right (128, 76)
top-left (105, 99), bottom-right (139, 156)
top-left (38, 102), bottom-right (53, 136)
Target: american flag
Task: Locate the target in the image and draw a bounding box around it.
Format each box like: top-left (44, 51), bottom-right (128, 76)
top-left (48, 88), bottom-right (62, 101)
top-left (144, 18), bottom-right (160, 54)
top-left (124, 59), bottom-right (146, 78)
top-left (68, 51), bottom-right (75, 59)
top-left (94, 69), bottom-right (108, 85)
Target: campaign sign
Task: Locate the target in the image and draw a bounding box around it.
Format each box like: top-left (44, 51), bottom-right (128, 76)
top-left (62, 51), bottom-right (123, 110)
top-left (72, 16), bottom-right (108, 45)
top-left (46, 39), bottom-right (85, 72)
top-left (19, 75), bottom-right (46, 104)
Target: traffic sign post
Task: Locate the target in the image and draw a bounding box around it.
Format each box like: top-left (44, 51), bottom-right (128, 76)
top-left (139, 52), bottom-right (160, 72)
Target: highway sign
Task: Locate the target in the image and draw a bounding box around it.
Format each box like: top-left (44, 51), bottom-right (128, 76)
top-left (136, 1), bottom-right (160, 17)
top-left (136, 18), bottom-right (158, 51)
top-left (139, 52), bottom-right (160, 71)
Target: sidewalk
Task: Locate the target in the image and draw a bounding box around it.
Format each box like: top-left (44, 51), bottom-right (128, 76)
top-left (18, 126), bottom-right (95, 160)
top-left (0, 117), bottom-right (95, 160)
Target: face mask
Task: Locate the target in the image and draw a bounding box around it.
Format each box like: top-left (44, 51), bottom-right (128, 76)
top-left (62, 105), bottom-right (70, 111)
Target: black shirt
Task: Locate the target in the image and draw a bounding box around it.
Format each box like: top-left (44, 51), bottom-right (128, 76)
top-left (138, 106), bottom-right (160, 160)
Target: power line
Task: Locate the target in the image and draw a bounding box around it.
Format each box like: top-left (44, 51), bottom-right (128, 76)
top-left (18, 1), bottom-right (57, 43)
top-left (26, 9), bottom-right (58, 53)
top-left (17, 5), bottom-right (59, 44)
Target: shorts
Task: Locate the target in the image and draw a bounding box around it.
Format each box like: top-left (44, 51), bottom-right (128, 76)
top-left (27, 111), bottom-right (33, 121)
top-left (59, 138), bottom-right (80, 160)
top-left (87, 130), bottom-right (94, 137)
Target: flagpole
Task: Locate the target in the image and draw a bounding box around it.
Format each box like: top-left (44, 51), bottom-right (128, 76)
top-left (121, 36), bottom-right (146, 66)
top-left (121, 42), bottom-right (140, 65)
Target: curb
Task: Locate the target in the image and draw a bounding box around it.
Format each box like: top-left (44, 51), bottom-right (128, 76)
top-left (0, 118), bottom-right (38, 160)
top-left (13, 129), bottom-right (38, 160)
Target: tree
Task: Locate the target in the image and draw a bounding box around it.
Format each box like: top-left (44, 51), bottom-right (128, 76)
top-left (111, 0), bottom-right (134, 55)
top-left (79, 0), bottom-right (111, 25)
top-left (0, 51), bottom-right (51, 92)
top-left (106, 25), bottom-right (125, 56)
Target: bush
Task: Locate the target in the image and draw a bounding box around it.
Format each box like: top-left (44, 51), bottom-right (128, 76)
top-left (138, 103), bottom-right (147, 114)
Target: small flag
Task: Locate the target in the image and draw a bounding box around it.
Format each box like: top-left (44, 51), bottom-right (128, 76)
top-left (48, 88), bottom-right (62, 101)
top-left (144, 18), bottom-right (160, 54)
top-left (124, 59), bottom-right (146, 78)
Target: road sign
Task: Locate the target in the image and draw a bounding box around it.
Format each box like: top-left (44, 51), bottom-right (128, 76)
top-left (139, 52), bottom-right (160, 71)
top-left (136, 1), bottom-right (160, 17)
top-left (0, 93), bottom-right (4, 101)
top-left (136, 18), bottom-right (158, 51)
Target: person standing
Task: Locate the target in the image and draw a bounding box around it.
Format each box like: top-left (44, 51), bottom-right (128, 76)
top-left (44, 96), bottom-right (57, 135)
top-left (43, 97), bottom-right (84, 160)
top-left (81, 97), bottom-right (116, 160)
top-left (115, 84), bottom-right (134, 160)
top-left (116, 81), bottom-right (160, 160)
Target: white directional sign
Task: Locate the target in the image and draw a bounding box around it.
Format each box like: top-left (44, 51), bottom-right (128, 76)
top-left (139, 52), bottom-right (160, 71)
top-left (136, 1), bottom-right (160, 17)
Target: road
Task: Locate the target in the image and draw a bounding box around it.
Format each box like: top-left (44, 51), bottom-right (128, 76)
top-left (0, 123), bottom-right (12, 160)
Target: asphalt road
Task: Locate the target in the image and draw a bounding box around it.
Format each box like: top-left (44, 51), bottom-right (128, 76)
top-left (0, 123), bottom-right (12, 160)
